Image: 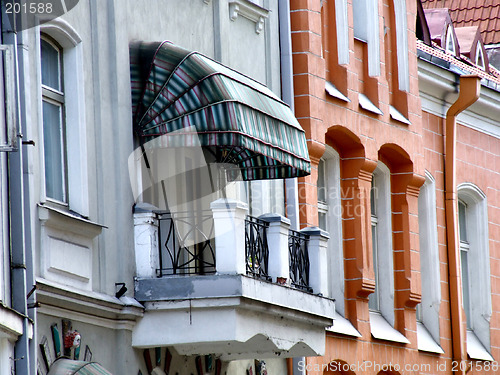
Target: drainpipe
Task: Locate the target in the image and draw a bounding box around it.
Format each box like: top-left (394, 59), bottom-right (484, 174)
top-left (279, 0), bottom-right (299, 231)
top-left (444, 75), bottom-right (480, 374)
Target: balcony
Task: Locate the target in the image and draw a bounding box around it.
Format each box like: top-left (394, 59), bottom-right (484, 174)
top-left (132, 199), bottom-right (334, 360)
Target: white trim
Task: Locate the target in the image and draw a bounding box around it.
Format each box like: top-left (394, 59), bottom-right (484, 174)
top-left (417, 172), bottom-right (441, 344)
top-left (335, 0), bottom-right (349, 65)
top-left (393, 0), bottom-right (409, 91)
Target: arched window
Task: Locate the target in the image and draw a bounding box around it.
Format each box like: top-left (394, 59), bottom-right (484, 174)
top-left (41, 36), bottom-right (66, 203)
top-left (457, 183), bottom-right (493, 361)
top-left (39, 19), bottom-right (88, 216)
top-left (416, 172), bottom-right (443, 353)
top-left (368, 162), bottom-right (409, 344)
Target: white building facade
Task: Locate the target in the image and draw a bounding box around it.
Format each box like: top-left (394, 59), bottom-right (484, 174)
top-left (6, 1), bottom-right (335, 374)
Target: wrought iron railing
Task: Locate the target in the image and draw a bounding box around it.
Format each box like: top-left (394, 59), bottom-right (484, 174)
top-left (157, 211), bottom-right (216, 276)
top-left (245, 216), bottom-right (271, 281)
top-left (288, 230), bottom-right (312, 292)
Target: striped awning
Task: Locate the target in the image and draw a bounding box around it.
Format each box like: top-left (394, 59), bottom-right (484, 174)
top-left (47, 359), bottom-right (112, 375)
top-left (130, 41), bottom-right (310, 180)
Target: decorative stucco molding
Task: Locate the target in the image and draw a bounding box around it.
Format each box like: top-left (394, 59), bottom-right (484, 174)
top-left (229, 0), bottom-right (269, 34)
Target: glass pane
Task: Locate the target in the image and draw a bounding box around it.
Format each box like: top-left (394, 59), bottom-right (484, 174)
top-left (461, 249), bottom-right (471, 329)
top-left (353, 0), bottom-right (368, 42)
top-left (41, 39), bottom-right (61, 91)
top-left (43, 101), bottom-right (65, 202)
top-left (416, 303), bottom-right (423, 322)
top-left (370, 180), bottom-right (376, 216)
top-left (458, 201), bottom-right (467, 242)
top-left (368, 224), bottom-right (379, 311)
top-left (317, 159), bottom-right (327, 203)
top-left (318, 212), bottom-right (327, 231)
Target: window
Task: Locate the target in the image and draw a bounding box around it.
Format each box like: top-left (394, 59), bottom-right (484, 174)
top-left (445, 25), bottom-right (456, 55)
top-left (368, 164), bottom-right (393, 318)
top-left (316, 147), bottom-right (343, 309)
top-left (392, 0), bottom-right (409, 92)
top-left (416, 172), bottom-right (443, 353)
top-left (317, 159), bottom-right (328, 231)
top-left (458, 200), bottom-right (472, 328)
top-left (41, 37), bottom-right (66, 203)
top-left (353, 0), bottom-right (380, 76)
top-left (457, 183), bottom-right (493, 361)
top-left (39, 20), bottom-right (88, 216)
top-left (476, 42), bottom-right (486, 70)
top-left (368, 163), bottom-right (408, 344)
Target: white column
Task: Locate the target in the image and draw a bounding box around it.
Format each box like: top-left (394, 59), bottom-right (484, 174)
top-left (134, 205), bottom-right (159, 278)
top-left (259, 213), bottom-right (290, 283)
top-left (301, 227), bottom-right (329, 296)
top-left (211, 199), bottom-right (248, 275)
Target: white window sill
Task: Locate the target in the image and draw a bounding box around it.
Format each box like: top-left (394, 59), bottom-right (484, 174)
top-left (389, 105), bottom-right (411, 125)
top-left (325, 82), bottom-right (350, 102)
top-left (359, 94), bottom-right (383, 115)
top-left (38, 203), bottom-right (106, 237)
top-left (417, 322), bottom-right (444, 354)
top-left (326, 311), bottom-right (361, 337)
top-left (369, 311), bottom-right (410, 344)
top-left (468, 330), bottom-right (494, 361)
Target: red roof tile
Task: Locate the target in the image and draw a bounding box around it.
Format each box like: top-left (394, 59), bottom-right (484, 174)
top-left (421, 0), bottom-right (500, 44)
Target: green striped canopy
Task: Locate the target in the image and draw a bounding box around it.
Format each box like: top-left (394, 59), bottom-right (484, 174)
top-left (130, 41), bottom-right (310, 180)
top-left (47, 359), bottom-right (112, 375)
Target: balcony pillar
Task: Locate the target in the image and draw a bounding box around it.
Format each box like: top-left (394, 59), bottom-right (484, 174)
top-left (301, 227), bottom-right (329, 296)
top-left (259, 214), bottom-right (291, 284)
top-left (211, 199), bottom-right (248, 275)
top-left (134, 204), bottom-right (160, 278)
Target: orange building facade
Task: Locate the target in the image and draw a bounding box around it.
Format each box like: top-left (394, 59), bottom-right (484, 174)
top-left (290, 0), bottom-right (500, 374)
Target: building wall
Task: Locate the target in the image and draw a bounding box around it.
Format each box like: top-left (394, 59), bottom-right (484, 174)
top-left (291, 0), bottom-right (500, 374)
top-left (22, 1), bottom-right (288, 374)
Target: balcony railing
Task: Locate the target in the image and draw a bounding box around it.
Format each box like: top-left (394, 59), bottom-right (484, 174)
top-left (245, 216), bottom-right (271, 281)
top-left (288, 229), bottom-right (312, 292)
top-left (156, 211), bottom-right (216, 276)
top-left (134, 200), bottom-right (329, 296)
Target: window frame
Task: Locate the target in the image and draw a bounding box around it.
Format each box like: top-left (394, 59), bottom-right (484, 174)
top-left (41, 35), bottom-right (68, 204)
top-left (416, 172), bottom-right (444, 353)
top-left (368, 163), bottom-right (394, 323)
top-left (353, 0), bottom-right (380, 77)
top-left (445, 24), bottom-right (457, 55)
top-left (457, 183), bottom-right (493, 360)
top-left (37, 19), bottom-right (89, 217)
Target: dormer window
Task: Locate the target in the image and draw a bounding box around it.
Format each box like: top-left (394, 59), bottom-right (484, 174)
top-left (476, 42), bottom-right (485, 70)
top-left (445, 25), bottom-right (456, 54)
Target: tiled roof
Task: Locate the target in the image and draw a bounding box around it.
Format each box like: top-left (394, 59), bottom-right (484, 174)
top-left (421, 0), bottom-right (500, 45)
top-left (417, 39), bottom-right (500, 90)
